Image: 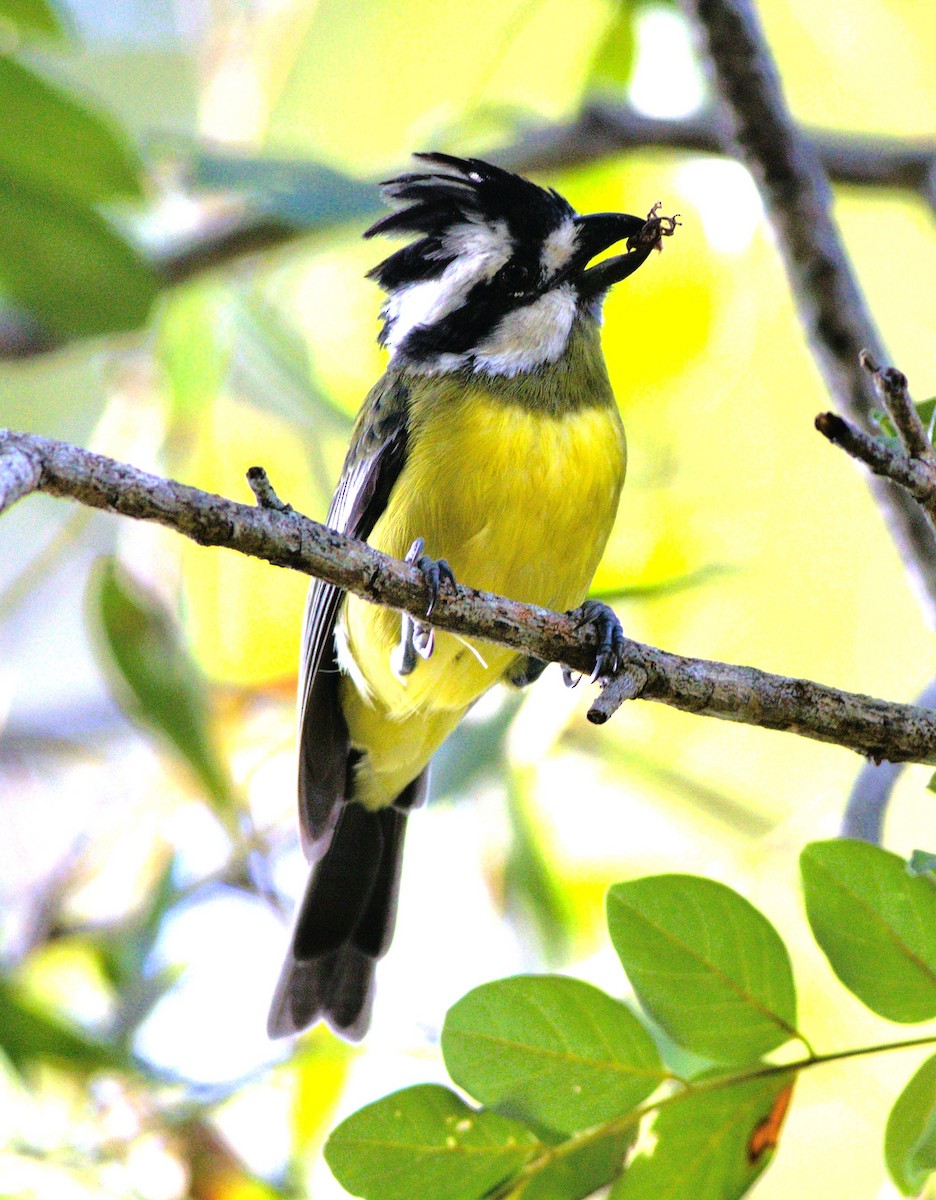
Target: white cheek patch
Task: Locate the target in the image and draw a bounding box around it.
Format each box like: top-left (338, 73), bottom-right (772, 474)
top-left (440, 218), bottom-right (512, 266)
top-left (540, 218), bottom-right (579, 278)
top-left (472, 283), bottom-right (578, 377)
top-left (384, 218), bottom-right (513, 357)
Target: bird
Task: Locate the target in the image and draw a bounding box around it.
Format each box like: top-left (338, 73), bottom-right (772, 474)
top-left (267, 152), bottom-right (674, 1039)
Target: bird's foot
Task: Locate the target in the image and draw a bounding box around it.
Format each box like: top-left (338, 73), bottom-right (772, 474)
top-left (567, 599), bottom-right (626, 685)
top-left (392, 538), bottom-right (456, 678)
top-left (507, 656), bottom-right (549, 688)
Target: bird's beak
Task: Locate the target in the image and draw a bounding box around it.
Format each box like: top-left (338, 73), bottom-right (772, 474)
top-left (571, 212), bottom-right (655, 299)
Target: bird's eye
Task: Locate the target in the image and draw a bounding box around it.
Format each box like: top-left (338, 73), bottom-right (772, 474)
top-left (498, 261), bottom-right (535, 297)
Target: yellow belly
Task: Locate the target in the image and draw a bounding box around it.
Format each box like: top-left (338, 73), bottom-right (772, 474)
top-left (339, 380), bottom-right (625, 808)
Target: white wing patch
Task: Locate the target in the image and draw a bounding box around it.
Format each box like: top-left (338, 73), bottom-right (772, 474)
top-left (472, 284), bottom-right (578, 377)
top-left (384, 218), bottom-right (512, 357)
top-left (334, 615), bottom-right (376, 704)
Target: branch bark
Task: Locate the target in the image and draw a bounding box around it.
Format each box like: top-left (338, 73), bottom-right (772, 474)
top-left (678, 0), bottom-right (936, 625)
top-left (4, 427), bottom-right (936, 767)
top-left (815, 409), bottom-right (936, 529)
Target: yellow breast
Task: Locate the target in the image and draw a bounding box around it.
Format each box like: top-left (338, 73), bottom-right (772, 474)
top-left (338, 324), bottom-right (626, 807)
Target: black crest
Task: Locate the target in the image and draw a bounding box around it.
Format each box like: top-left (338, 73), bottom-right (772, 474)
top-left (366, 152), bottom-right (574, 293)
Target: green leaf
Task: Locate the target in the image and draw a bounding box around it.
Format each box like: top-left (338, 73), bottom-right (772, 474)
top-left (876, 397), bottom-right (936, 442)
top-left (430, 694), bottom-right (516, 800)
top-left (324, 1084), bottom-right (541, 1200)
top-left (908, 850), bottom-right (936, 879)
top-left (0, 977), bottom-right (126, 1077)
top-left (886, 1053), bottom-right (936, 1196)
top-left (0, 0), bottom-right (67, 40)
top-left (182, 147), bottom-right (378, 230)
top-left (157, 284), bottom-right (233, 423)
top-left (800, 840), bottom-right (936, 1022)
top-left (503, 775), bottom-right (575, 964)
top-left (443, 975), bottom-right (666, 1137)
top-left (96, 856), bottom-right (178, 994)
top-left (510, 1125), bottom-right (636, 1200)
top-left (589, 564), bottom-right (733, 605)
top-left (606, 875), bottom-right (798, 1062)
top-left (587, 1), bottom-right (635, 93)
top-left (612, 1074), bottom-right (795, 1200)
top-left (0, 55), bottom-right (143, 204)
top-left (88, 558), bottom-right (237, 826)
top-left (93, 856), bottom-right (184, 1042)
top-left (0, 180), bottom-right (157, 337)
top-left (267, 0), bottom-right (607, 173)
top-left (0, 54), bottom-right (154, 338)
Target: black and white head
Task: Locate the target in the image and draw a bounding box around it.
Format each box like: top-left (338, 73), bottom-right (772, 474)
top-left (365, 153), bottom-right (657, 377)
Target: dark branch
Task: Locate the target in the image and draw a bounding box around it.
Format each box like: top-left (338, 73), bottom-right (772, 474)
top-left (504, 103), bottom-right (936, 210)
top-left (816, 359), bottom-right (936, 531)
top-left (246, 464), bottom-right (293, 513)
top-left (815, 412), bottom-right (936, 506)
top-left (4, 427), bottom-right (936, 767)
top-left (678, 0), bottom-right (936, 625)
top-left (841, 678), bottom-right (936, 843)
top-left (860, 352), bottom-right (936, 466)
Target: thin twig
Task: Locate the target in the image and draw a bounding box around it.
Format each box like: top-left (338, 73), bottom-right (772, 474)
top-left (814, 412), bottom-right (936, 508)
top-left (4, 427), bottom-right (936, 767)
top-left (587, 665), bottom-right (649, 724)
top-left (246, 464), bottom-right (293, 513)
top-left (816, 359), bottom-right (936, 532)
top-left (679, 0), bottom-right (936, 624)
top-left (860, 351), bottom-right (936, 466)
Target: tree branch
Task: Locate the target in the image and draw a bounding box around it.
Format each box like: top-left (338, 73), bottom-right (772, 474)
top-left (678, 0), bottom-right (936, 625)
top-left (1, 103), bottom-right (932, 362)
top-left (840, 678), bottom-right (936, 842)
top-left (4, 427), bottom-right (936, 767)
top-left (504, 103), bottom-right (936, 211)
top-left (155, 111), bottom-right (934, 299)
top-left (815, 411), bottom-right (936, 513)
top-left (816, 358), bottom-right (936, 532)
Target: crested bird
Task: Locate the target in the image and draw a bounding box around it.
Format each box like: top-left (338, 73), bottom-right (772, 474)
top-left (268, 153), bottom-right (674, 1039)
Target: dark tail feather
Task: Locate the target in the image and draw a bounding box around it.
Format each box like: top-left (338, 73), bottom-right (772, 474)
top-left (268, 772), bottom-right (426, 1040)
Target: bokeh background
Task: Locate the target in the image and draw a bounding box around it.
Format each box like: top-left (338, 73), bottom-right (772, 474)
top-left (0, 0), bottom-right (934, 1196)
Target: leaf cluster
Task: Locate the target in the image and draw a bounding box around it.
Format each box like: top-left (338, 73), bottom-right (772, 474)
top-left (325, 842), bottom-right (936, 1200)
top-left (0, 0), bottom-right (156, 338)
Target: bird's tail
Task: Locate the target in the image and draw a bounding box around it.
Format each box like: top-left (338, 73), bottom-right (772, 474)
top-left (267, 787), bottom-right (419, 1040)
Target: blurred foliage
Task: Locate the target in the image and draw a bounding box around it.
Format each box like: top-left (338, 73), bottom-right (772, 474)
top-left (178, 147), bottom-right (378, 230)
top-left (876, 395), bottom-right (936, 445)
top-left (88, 556), bottom-right (237, 826)
top-left (0, 0), bottom-right (934, 1197)
top-left (0, 976), bottom-right (127, 1077)
top-left (0, 0), bottom-right (157, 339)
top-left (587, 1), bottom-right (635, 95)
top-left (0, 0), bottom-right (68, 40)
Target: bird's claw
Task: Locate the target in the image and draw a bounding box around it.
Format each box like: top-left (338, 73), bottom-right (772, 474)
top-left (404, 537), bottom-right (456, 618)
top-left (508, 656), bottom-right (549, 688)
top-left (393, 539), bottom-right (457, 677)
top-left (418, 554), bottom-right (456, 619)
top-left (570, 599), bottom-right (626, 684)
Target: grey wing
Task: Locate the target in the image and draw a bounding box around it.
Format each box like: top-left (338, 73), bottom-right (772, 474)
top-left (296, 377), bottom-right (410, 856)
